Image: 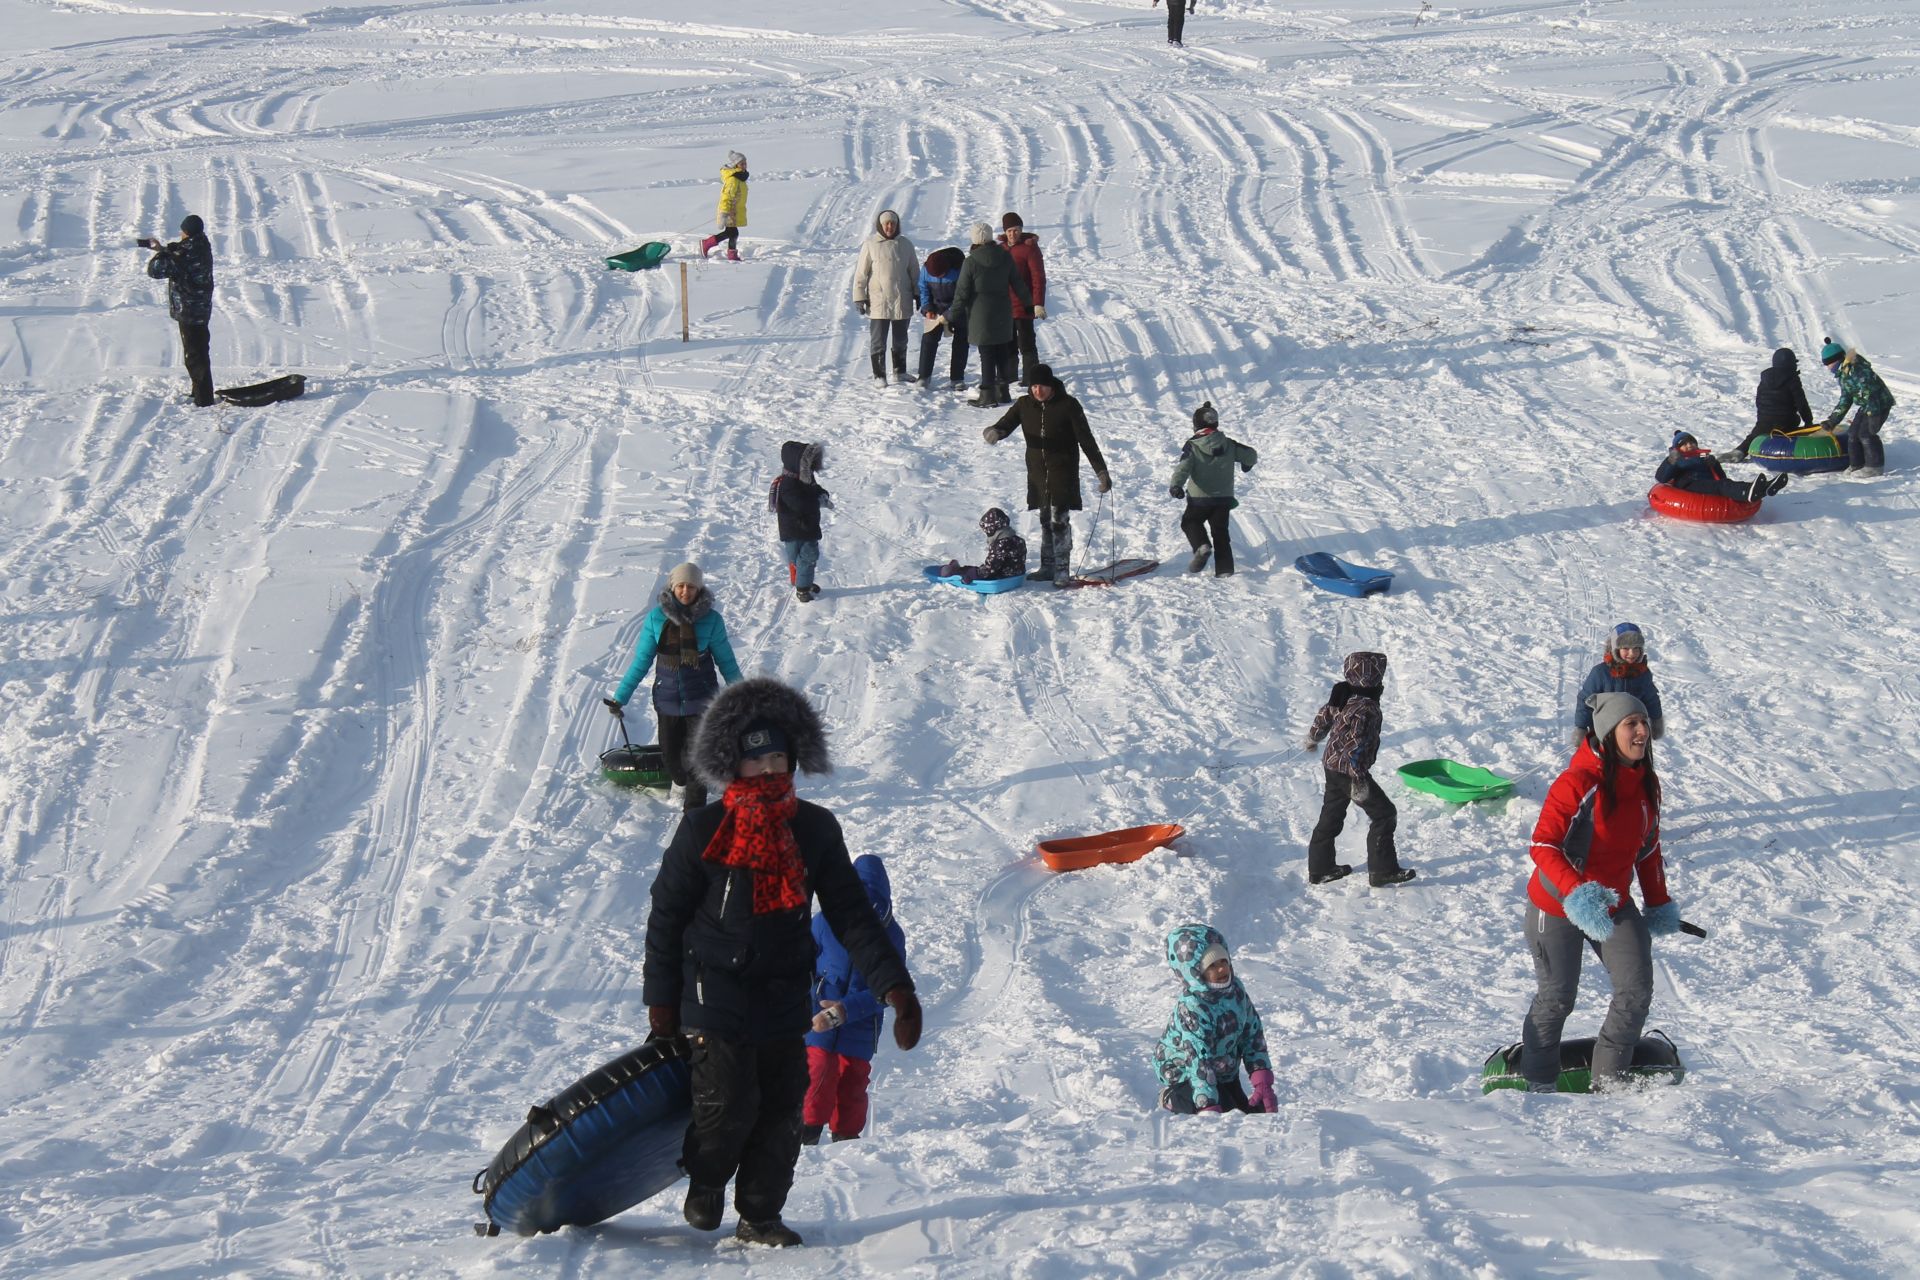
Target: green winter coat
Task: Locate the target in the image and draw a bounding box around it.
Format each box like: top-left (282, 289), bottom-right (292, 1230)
top-left (949, 241), bottom-right (1030, 347)
top-left (1823, 352), bottom-right (1896, 422)
top-left (1170, 429), bottom-right (1257, 500)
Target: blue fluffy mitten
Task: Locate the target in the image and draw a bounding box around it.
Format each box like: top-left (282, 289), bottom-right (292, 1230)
top-left (1563, 881), bottom-right (1620, 942)
top-left (1643, 901), bottom-right (1681, 936)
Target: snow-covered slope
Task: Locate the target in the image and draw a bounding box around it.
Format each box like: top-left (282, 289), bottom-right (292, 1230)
top-left (3, 0), bottom-right (1917, 1274)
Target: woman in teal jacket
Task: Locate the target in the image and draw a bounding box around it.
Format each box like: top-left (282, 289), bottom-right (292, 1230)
top-left (606, 562), bottom-right (743, 810)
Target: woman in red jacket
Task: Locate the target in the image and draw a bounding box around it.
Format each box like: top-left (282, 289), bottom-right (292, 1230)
top-left (1521, 692), bottom-right (1682, 1091)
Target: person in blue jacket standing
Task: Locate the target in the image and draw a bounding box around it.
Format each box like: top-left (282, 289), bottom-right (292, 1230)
top-left (802, 853), bottom-right (908, 1143)
top-left (604, 561), bottom-right (743, 810)
top-left (1573, 622), bottom-right (1665, 749)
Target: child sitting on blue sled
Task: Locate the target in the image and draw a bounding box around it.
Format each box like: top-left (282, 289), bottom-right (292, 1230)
top-left (937, 507), bottom-right (1027, 583)
top-left (1659, 432), bottom-right (1784, 502)
top-left (1153, 924), bottom-right (1278, 1114)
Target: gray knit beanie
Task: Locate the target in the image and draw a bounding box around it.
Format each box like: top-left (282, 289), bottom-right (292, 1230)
top-left (1586, 692), bottom-right (1649, 746)
top-left (970, 222), bottom-right (994, 246)
top-left (668, 562), bottom-right (704, 590)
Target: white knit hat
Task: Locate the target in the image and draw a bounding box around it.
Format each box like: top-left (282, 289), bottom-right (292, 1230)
top-left (969, 222), bottom-right (994, 246)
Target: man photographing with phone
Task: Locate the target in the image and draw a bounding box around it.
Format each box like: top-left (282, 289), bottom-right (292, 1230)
top-left (140, 214), bottom-right (215, 407)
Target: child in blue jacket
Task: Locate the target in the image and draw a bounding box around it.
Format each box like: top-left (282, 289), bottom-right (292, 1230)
top-left (916, 247), bottom-right (967, 389)
top-left (804, 854), bottom-right (908, 1142)
top-left (1153, 924), bottom-right (1278, 1114)
top-left (769, 441), bottom-right (831, 603)
top-left (604, 562), bottom-right (743, 810)
top-left (1573, 622), bottom-right (1665, 748)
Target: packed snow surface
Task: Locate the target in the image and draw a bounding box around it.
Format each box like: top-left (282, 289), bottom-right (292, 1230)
top-left (3, 0), bottom-right (1918, 1275)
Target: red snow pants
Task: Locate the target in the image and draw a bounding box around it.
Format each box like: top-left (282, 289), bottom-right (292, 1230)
top-left (803, 1047), bottom-right (872, 1137)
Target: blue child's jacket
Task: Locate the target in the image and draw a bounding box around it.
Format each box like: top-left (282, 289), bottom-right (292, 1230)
top-left (806, 855), bottom-right (907, 1062)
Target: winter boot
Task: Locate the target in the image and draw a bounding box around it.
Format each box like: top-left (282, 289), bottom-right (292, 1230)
top-left (830, 1130), bottom-right (859, 1142)
top-left (800, 1123), bottom-right (824, 1146)
top-left (725, 246), bottom-right (741, 262)
top-left (1369, 868), bottom-right (1417, 888)
top-left (805, 583), bottom-right (823, 599)
top-left (735, 1219), bottom-right (803, 1248)
top-left (871, 352), bottom-right (886, 383)
top-left (1186, 546), bottom-right (1212, 573)
top-left (1767, 472), bottom-right (1791, 496)
top-left (970, 382), bottom-right (999, 408)
top-left (796, 586), bottom-right (813, 604)
top-left (684, 1184), bottom-right (724, 1231)
top-left (1857, 465), bottom-right (1885, 477)
top-left (1746, 475), bottom-right (1770, 503)
top-left (1309, 864), bottom-right (1353, 886)
top-left (700, 235), bottom-right (719, 259)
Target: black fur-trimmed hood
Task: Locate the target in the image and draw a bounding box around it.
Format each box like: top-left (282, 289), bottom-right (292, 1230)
top-left (691, 677), bottom-right (832, 789)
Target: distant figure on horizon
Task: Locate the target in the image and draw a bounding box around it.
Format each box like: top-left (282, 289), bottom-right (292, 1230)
top-left (702, 150), bottom-right (747, 261)
top-left (141, 214), bottom-right (215, 407)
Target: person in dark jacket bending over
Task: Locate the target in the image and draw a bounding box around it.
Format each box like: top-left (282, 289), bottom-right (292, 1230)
top-left (983, 364), bottom-right (1110, 585)
top-left (1723, 347), bottom-right (1814, 461)
top-left (644, 678), bottom-right (923, 1249)
top-left (142, 214), bottom-right (215, 406)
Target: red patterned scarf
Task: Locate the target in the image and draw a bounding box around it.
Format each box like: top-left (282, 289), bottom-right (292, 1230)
top-left (701, 773), bottom-right (808, 914)
top-left (1604, 654), bottom-right (1650, 679)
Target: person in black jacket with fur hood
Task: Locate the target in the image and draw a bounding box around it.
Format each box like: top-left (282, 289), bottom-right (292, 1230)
top-left (643, 678), bottom-right (922, 1249)
top-left (1723, 347), bottom-right (1815, 461)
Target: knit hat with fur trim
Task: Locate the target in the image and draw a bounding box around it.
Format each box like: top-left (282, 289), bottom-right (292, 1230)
top-left (691, 677), bottom-right (831, 789)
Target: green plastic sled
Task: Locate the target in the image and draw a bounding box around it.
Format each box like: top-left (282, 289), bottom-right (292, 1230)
top-left (605, 242), bottom-right (671, 272)
top-left (1481, 1030), bottom-right (1685, 1095)
top-left (600, 744), bottom-right (670, 790)
top-left (1397, 759), bottom-right (1514, 803)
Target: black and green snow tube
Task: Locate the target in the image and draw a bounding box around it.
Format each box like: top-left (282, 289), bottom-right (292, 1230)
top-left (1481, 1030), bottom-right (1685, 1095)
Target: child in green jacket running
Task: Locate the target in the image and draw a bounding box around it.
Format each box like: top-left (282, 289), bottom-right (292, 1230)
top-left (1168, 402), bottom-right (1257, 576)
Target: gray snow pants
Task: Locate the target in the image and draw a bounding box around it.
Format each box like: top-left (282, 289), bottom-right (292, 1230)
top-left (1521, 900), bottom-right (1653, 1088)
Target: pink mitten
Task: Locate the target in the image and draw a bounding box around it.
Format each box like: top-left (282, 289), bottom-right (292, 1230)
top-left (1198, 1104), bottom-right (1223, 1114)
top-left (1248, 1069), bottom-right (1278, 1113)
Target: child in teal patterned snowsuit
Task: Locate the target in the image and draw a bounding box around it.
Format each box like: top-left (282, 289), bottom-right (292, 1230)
top-left (1818, 338), bottom-right (1896, 475)
top-left (1153, 924), bottom-right (1278, 1114)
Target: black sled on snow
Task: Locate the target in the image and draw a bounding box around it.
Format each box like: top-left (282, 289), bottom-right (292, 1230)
top-left (216, 374), bottom-right (306, 407)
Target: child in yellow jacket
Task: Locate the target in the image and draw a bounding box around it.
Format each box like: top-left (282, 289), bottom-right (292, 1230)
top-left (702, 151), bottom-right (748, 262)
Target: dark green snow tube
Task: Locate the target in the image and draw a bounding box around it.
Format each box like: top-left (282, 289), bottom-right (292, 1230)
top-left (1481, 1029), bottom-right (1685, 1095)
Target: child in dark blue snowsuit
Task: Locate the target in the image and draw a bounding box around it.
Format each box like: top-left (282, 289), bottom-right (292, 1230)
top-left (803, 854), bottom-right (908, 1143)
top-left (1572, 622), bottom-right (1665, 748)
top-left (769, 441), bottom-right (831, 603)
top-left (1658, 432), bottom-right (1779, 502)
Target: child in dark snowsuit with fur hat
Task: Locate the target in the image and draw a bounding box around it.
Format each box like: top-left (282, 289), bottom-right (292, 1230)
top-left (1303, 652), bottom-right (1416, 887)
top-left (1168, 401), bottom-right (1257, 576)
top-left (803, 853), bottom-right (909, 1144)
top-left (769, 441), bottom-right (831, 602)
top-left (938, 507), bottom-right (1027, 583)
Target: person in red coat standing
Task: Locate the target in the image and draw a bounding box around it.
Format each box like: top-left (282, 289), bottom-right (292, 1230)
top-left (1000, 213), bottom-right (1047, 386)
top-left (1520, 692), bottom-right (1682, 1091)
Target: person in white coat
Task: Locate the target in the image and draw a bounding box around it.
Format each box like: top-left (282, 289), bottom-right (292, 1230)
top-left (852, 210), bottom-right (919, 384)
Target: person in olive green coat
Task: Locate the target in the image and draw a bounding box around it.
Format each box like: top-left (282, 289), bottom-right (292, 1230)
top-left (949, 223), bottom-right (1031, 407)
top-left (983, 364), bottom-right (1110, 583)
top-left (1169, 402), bottom-right (1257, 576)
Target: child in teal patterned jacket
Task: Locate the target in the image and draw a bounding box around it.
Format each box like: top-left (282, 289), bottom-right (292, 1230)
top-left (1153, 924), bottom-right (1278, 1114)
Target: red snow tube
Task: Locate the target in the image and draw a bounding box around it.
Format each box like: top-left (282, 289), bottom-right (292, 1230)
top-left (1647, 483), bottom-right (1760, 524)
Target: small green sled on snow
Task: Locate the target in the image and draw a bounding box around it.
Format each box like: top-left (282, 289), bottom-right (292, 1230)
top-left (1481, 1030), bottom-right (1686, 1095)
top-left (1397, 758), bottom-right (1514, 803)
top-left (605, 242), bottom-right (672, 272)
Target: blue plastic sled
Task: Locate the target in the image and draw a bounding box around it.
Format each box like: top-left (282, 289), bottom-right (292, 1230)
top-left (1294, 552), bottom-right (1392, 598)
top-left (923, 565), bottom-right (1026, 594)
top-left (474, 1038), bottom-right (692, 1237)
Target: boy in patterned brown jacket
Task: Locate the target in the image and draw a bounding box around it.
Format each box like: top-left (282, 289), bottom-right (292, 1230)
top-left (1302, 652), bottom-right (1416, 888)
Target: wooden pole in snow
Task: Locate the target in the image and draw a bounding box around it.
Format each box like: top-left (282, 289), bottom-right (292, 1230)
top-left (680, 262), bottom-right (689, 343)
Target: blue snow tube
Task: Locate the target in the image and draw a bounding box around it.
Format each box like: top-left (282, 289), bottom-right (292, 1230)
top-left (922, 565), bottom-right (1026, 594)
top-left (473, 1037), bottom-right (692, 1237)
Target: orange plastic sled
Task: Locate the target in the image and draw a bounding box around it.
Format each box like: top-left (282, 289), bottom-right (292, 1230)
top-left (1037, 823), bottom-right (1185, 872)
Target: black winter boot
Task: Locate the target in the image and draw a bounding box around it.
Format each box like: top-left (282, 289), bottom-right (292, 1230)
top-left (1370, 868), bottom-right (1417, 887)
top-left (870, 352), bottom-right (886, 382)
top-left (970, 382), bottom-right (999, 408)
top-left (800, 1123), bottom-right (824, 1146)
top-left (684, 1184), bottom-right (724, 1231)
top-left (1186, 546), bottom-right (1211, 573)
top-left (1309, 864), bottom-right (1352, 885)
top-left (736, 1218), bottom-right (804, 1248)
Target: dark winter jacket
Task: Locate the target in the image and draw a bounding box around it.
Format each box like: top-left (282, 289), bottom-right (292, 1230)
top-left (1527, 737), bottom-right (1668, 919)
top-left (612, 588), bottom-right (744, 715)
top-left (1306, 652), bottom-right (1387, 780)
top-left (644, 802), bottom-right (911, 1042)
top-left (1004, 232), bottom-right (1046, 319)
top-left (984, 371), bottom-right (1109, 511)
top-left (1574, 663), bottom-right (1663, 737)
top-left (1153, 924), bottom-right (1272, 1108)
top-left (1170, 428), bottom-right (1257, 499)
top-left (146, 233), bottom-right (214, 323)
top-left (918, 248), bottom-right (965, 316)
top-left (950, 240), bottom-right (1030, 347)
top-left (1655, 443), bottom-right (1728, 486)
top-left (960, 507), bottom-right (1027, 581)
top-left (1754, 348), bottom-right (1813, 430)
top-left (1823, 352), bottom-right (1896, 422)
top-left (772, 441), bottom-right (830, 543)
top-left (806, 855), bottom-right (907, 1061)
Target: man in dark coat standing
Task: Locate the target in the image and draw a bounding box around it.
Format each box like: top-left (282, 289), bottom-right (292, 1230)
top-left (142, 214), bottom-right (215, 407)
top-left (1000, 212), bottom-right (1047, 385)
top-left (644, 678), bottom-right (922, 1249)
top-left (949, 221), bottom-right (1031, 408)
top-left (983, 364), bottom-right (1111, 584)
